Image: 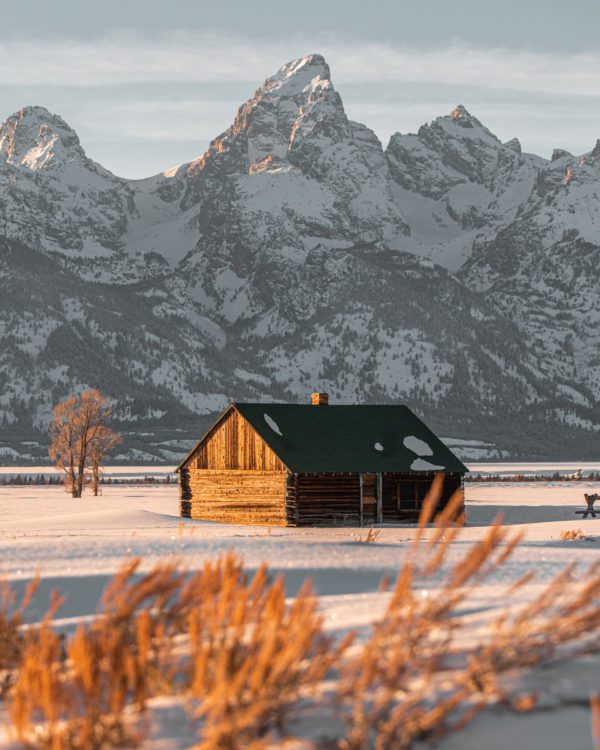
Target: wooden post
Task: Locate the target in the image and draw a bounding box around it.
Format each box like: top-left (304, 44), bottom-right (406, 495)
top-left (359, 473), bottom-right (364, 527)
top-left (376, 473), bottom-right (383, 524)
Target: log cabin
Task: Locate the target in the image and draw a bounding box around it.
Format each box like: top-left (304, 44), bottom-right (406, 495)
top-left (176, 394), bottom-right (468, 526)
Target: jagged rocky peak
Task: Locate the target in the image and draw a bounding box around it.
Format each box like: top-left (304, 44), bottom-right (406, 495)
top-left (385, 104), bottom-right (506, 199)
top-left (0, 105), bottom-right (85, 171)
top-left (187, 53), bottom-right (349, 177)
top-left (591, 139), bottom-right (600, 158)
top-left (449, 104), bottom-right (479, 127)
top-left (262, 53), bottom-right (332, 98)
top-left (428, 104), bottom-right (499, 143)
top-left (503, 137), bottom-right (522, 153)
top-left (551, 148), bottom-right (572, 162)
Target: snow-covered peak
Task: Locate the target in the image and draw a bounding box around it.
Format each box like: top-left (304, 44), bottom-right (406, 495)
top-left (185, 53), bottom-right (345, 180)
top-left (180, 51), bottom-right (408, 249)
top-left (0, 105), bottom-right (85, 171)
top-left (386, 105), bottom-right (506, 203)
top-left (426, 105), bottom-right (500, 147)
top-left (449, 104), bottom-right (479, 125)
top-left (262, 53), bottom-right (332, 98)
top-left (0, 106), bottom-right (136, 265)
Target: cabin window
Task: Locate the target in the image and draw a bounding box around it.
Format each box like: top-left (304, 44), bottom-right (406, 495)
top-left (396, 478), bottom-right (432, 512)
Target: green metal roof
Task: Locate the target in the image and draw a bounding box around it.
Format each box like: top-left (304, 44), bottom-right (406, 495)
top-left (232, 403), bottom-right (468, 474)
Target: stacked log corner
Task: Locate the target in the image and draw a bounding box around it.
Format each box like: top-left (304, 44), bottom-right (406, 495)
top-left (179, 467), bottom-right (192, 518)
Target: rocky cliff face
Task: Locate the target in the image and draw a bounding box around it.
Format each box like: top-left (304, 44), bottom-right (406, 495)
top-left (0, 55), bottom-right (598, 462)
top-left (464, 147), bottom-right (600, 412)
top-left (385, 105), bottom-right (545, 269)
top-left (0, 106), bottom-right (134, 262)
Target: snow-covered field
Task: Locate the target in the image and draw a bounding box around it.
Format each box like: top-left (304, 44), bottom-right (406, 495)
top-left (0, 477), bottom-right (599, 748)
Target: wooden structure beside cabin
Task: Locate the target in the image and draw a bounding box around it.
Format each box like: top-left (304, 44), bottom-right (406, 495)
top-left (177, 396), bottom-right (467, 526)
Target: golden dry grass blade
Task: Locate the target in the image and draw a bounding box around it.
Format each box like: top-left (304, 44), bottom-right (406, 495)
top-left (591, 694), bottom-right (600, 750)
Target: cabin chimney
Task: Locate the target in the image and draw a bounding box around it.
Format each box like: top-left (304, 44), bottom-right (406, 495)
top-left (311, 392), bottom-right (329, 406)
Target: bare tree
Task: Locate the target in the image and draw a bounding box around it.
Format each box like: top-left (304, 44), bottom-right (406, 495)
top-left (48, 395), bottom-right (79, 495)
top-left (88, 425), bottom-right (121, 496)
top-left (49, 389), bottom-right (119, 498)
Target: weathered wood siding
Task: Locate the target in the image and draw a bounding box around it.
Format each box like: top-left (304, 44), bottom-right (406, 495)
top-left (185, 469), bottom-right (287, 525)
top-left (287, 472), bottom-right (361, 526)
top-left (188, 408), bottom-right (285, 471)
top-left (179, 408), bottom-right (288, 523)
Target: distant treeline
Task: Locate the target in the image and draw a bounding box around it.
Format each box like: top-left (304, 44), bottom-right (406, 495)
top-left (466, 472), bottom-right (600, 483)
top-left (2, 472), bottom-right (599, 486)
top-left (0, 474), bottom-right (176, 486)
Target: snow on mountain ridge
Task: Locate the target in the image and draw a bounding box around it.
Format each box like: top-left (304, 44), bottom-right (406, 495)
top-left (0, 106), bottom-right (115, 179)
top-left (465, 136), bottom-right (600, 401)
top-left (0, 106), bottom-right (80, 170)
top-left (264, 53), bottom-right (331, 97)
top-left (385, 103), bottom-right (546, 268)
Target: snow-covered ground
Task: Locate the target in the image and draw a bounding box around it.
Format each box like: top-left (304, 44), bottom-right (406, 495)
top-left (0, 478), bottom-right (598, 748)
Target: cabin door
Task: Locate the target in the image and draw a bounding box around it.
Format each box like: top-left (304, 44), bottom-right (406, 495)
top-left (360, 474), bottom-right (382, 526)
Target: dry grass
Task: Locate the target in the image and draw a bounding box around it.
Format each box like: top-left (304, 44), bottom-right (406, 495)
top-left (187, 562), bottom-right (350, 749)
top-left (0, 576), bottom-right (40, 698)
top-left (591, 694), bottom-right (600, 750)
top-left (336, 478), bottom-right (600, 749)
top-left (360, 528), bottom-right (381, 544)
top-left (8, 560), bottom-right (189, 749)
top-left (559, 529), bottom-right (591, 541)
top-left (3, 479), bottom-right (600, 749)
top-left (5, 554), bottom-right (345, 749)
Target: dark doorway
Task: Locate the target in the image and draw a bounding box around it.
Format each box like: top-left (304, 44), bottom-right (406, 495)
top-left (361, 474), bottom-right (377, 525)
top-left (395, 478), bottom-right (431, 519)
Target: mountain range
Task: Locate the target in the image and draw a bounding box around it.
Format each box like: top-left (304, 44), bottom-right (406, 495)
top-left (1, 54), bottom-right (598, 463)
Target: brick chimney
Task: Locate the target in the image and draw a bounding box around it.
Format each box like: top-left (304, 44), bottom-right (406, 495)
top-left (311, 392), bottom-right (329, 406)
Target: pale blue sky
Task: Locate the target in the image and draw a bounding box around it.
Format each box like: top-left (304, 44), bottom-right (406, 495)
top-left (2, 0), bottom-right (600, 177)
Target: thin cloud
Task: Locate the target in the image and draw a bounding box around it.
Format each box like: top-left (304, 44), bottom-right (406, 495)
top-left (1, 32), bottom-right (600, 97)
top-left (81, 99), bottom-right (236, 141)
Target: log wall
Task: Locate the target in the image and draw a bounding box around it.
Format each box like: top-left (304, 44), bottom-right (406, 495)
top-left (283, 471), bottom-right (464, 527)
top-left (287, 472), bottom-right (361, 526)
top-left (184, 469), bottom-right (287, 525)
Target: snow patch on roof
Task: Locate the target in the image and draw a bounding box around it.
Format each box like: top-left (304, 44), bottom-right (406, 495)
top-left (403, 435), bottom-right (433, 456)
top-left (410, 458), bottom-right (445, 471)
top-left (264, 413), bottom-right (283, 436)
top-left (374, 442), bottom-right (384, 452)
